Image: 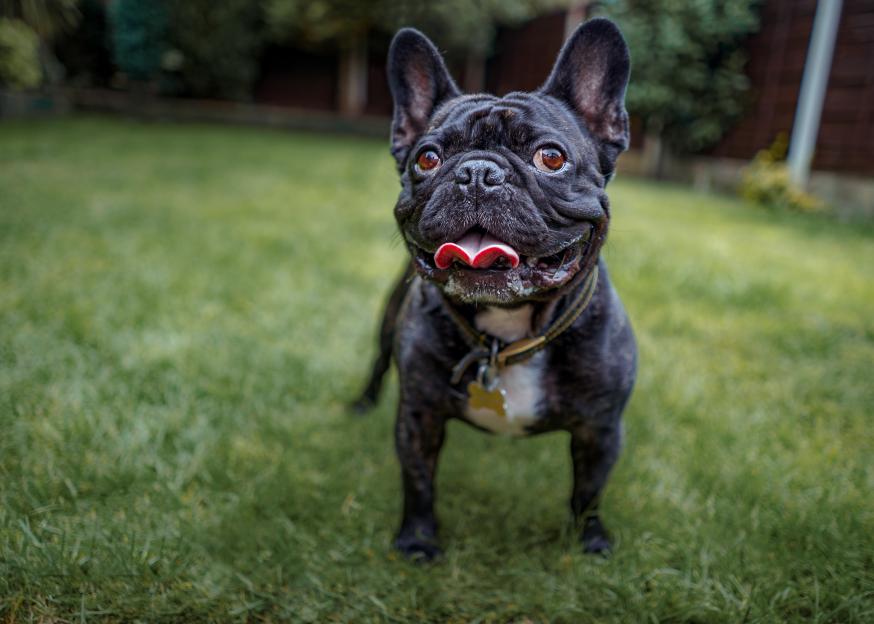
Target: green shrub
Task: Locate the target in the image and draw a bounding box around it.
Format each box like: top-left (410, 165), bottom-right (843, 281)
top-left (105, 0), bottom-right (263, 99)
top-left (739, 135), bottom-right (824, 213)
top-left (597, 0), bottom-right (761, 154)
top-left (108, 0), bottom-right (167, 81)
top-left (0, 18), bottom-right (41, 89)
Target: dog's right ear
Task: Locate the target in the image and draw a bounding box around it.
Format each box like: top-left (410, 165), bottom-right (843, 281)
top-left (541, 18), bottom-right (631, 172)
top-left (388, 29), bottom-right (460, 171)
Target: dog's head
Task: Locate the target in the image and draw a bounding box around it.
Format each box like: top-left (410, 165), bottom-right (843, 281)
top-left (388, 18), bottom-right (630, 305)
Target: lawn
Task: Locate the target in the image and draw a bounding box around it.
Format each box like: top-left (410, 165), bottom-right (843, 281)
top-left (1, 116), bottom-right (872, 623)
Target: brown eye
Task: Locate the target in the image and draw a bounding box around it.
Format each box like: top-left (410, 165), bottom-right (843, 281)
top-left (416, 150), bottom-right (441, 172)
top-left (534, 146), bottom-right (566, 172)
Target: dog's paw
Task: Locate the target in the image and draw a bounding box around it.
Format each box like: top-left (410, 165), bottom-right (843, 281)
top-left (581, 515), bottom-right (612, 556)
top-left (582, 533), bottom-right (611, 555)
top-left (395, 528), bottom-right (442, 562)
top-left (396, 539), bottom-right (443, 562)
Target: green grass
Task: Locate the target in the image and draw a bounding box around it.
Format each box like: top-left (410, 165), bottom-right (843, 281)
top-left (1, 116), bottom-right (872, 623)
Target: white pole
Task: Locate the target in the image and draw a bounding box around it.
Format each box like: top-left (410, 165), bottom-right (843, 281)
top-left (787, 0), bottom-right (843, 187)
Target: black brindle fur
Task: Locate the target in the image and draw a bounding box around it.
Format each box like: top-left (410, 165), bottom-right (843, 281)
top-left (354, 19), bottom-right (637, 560)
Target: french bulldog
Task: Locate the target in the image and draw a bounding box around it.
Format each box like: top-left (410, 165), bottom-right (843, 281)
top-left (354, 18), bottom-right (637, 560)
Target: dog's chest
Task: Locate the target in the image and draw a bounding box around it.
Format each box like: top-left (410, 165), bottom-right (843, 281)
top-left (463, 305), bottom-right (545, 436)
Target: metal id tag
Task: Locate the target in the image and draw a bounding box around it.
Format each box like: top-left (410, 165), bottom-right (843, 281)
top-left (467, 361), bottom-right (507, 418)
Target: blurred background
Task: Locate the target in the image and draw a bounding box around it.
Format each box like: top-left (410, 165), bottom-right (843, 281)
top-left (2, 1), bottom-right (873, 621)
top-left (1, 0), bottom-right (872, 215)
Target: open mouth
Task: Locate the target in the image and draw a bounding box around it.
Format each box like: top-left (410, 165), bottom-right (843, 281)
top-left (408, 225), bottom-right (595, 301)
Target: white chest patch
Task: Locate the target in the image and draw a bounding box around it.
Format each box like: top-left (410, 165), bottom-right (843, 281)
top-left (463, 305), bottom-right (545, 436)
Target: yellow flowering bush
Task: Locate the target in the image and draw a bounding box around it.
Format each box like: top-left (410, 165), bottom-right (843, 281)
top-left (739, 134), bottom-right (824, 213)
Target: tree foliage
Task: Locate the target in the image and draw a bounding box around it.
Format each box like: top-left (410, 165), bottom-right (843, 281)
top-left (54, 0), bottom-right (112, 87)
top-left (384, 0), bottom-right (564, 56)
top-left (264, 0), bottom-right (572, 56)
top-left (597, 0), bottom-right (761, 153)
top-left (0, 17), bottom-right (40, 88)
top-left (163, 0), bottom-right (264, 100)
top-left (0, 0), bottom-right (80, 41)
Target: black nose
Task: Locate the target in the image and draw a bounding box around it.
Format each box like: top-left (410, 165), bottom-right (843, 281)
top-left (455, 159), bottom-right (505, 190)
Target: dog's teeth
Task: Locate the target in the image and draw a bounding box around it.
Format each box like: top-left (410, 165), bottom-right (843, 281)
top-left (526, 256), bottom-right (539, 268)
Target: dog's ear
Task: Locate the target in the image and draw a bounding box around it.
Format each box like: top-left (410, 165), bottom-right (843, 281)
top-left (541, 18), bottom-right (631, 166)
top-left (388, 28), bottom-right (460, 170)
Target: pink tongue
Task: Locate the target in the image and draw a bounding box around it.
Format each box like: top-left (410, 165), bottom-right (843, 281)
top-left (434, 231), bottom-right (520, 269)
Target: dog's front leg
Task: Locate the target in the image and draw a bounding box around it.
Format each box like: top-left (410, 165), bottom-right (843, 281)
top-left (570, 423), bottom-right (622, 554)
top-left (394, 403), bottom-right (446, 561)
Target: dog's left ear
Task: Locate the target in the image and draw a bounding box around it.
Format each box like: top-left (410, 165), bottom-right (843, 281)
top-left (541, 18), bottom-right (631, 166)
top-left (388, 28), bottom-right (461, 170)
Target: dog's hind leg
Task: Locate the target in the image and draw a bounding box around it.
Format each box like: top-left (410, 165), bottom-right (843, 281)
top-left (570, 422), bottom-right (623, 554)
top-left (350, 262), bottom-right (414, 413)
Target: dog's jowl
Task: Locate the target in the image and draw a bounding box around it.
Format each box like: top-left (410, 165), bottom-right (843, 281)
top-left (355, 18), bottom-right (637, 560)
